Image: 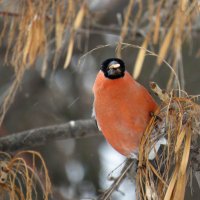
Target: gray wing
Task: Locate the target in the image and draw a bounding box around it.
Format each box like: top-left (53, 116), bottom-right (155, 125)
top-left (92, 104), bottom-right (101, 131)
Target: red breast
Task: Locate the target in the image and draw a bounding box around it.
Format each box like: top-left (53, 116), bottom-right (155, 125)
top-left (93, 59), bottom-right (157, 157)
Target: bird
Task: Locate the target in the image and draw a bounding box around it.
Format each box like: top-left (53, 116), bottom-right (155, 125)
top-left (92, 58), bottom-right (161, 159)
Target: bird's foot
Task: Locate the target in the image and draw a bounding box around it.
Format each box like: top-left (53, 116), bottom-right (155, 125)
top-left (150, 111), bottom-right (162, 122)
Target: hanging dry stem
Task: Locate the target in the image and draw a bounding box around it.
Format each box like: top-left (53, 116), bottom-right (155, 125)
top-left (0, 151), bottom-right (51, 200)
top-left (136, 83), bottom-right (200, 200)
top-left (0, 0), bottom-right (87, 124)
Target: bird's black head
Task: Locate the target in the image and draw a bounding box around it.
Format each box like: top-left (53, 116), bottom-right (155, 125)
top-left (101, 58), bottom-right (125, 79)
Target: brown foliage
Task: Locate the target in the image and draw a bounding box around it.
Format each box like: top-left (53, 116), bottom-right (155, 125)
top-left (0, 151), bottom-right (51, 200)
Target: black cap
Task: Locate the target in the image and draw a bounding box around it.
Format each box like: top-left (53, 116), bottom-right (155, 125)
top-left (100, 58), bottom-right (125, 79)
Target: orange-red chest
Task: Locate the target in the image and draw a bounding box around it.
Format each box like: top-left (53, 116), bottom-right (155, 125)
top-left (93, 71), bottom-right (157, 157)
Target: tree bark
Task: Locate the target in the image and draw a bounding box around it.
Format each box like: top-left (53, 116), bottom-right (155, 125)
top-left (0, 119), bottom-right (100, 152)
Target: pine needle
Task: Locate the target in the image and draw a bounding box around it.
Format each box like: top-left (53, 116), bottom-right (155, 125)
top-left (133, 36), bottom-right (149, 79)
top-left (64, 2), bottom-right (86, 69)
top-left (116, 0), bottom-right (135, 57)
top-left (157, 25), bottom-right (174, 65)
top-left (173, 173), bottom-right (187, 200)
top-left (153, 5), bottom-right (161, 44)
top-left (180, 126), bottom-right (191, 175)
top-left (0, 150), bottom-right (51, 200)
top-left (163, 166), bottom-right (178, 200)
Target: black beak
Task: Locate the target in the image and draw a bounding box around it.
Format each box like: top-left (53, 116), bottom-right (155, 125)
top-left (107, 68), bottom-right (121, 77)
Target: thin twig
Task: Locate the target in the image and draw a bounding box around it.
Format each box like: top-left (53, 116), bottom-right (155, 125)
top-left (100, 159), bottom-right (136, 200)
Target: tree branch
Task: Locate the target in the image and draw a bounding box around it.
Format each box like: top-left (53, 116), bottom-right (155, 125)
top-left (0, 119), bottom-right (100, 152)
top-left (0, 118), bottom-right (199, 172)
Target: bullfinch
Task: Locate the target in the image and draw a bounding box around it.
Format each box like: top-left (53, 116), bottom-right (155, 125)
top-left (92, 58), bottom-right (163, 159)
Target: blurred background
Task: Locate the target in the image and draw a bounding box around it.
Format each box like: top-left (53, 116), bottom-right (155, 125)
top-left (0, 0), bottom-right (200, 199)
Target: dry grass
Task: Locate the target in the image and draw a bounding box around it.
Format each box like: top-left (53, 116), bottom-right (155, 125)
top-left (133, 35), bottom-right (149, 79)
top-left (136, 83), bottom-right (200, 200)
top-left (0, 150), bottom-right (51, 200)
top-left (0, 0), bottom-right (199, 123)
top-left (116, 0), bottom-right (199, 88)
top-left (0, 0), bottom-right (87, 124)
top-left (116, 0), bottom-right (135, 58)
